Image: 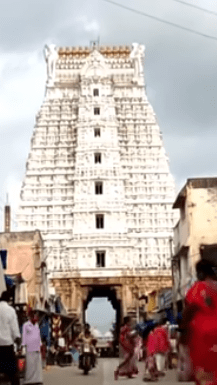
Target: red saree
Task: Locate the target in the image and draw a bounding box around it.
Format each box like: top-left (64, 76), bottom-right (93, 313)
top-left (144, 331), bottom-right (158, 380)
top-left (185, 280), bottom-right (217, 385)
top-left (118, 325), bottom-right (138, 377)
top-left (147, 331), bottom-right (156, 357)
top-left (153, 326), bottom-right (170, 354)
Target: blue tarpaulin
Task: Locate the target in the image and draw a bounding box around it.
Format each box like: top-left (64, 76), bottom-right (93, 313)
top-left (135, 320), bottom-right (157, 337)
top-left (40, 318), bottom-right (50, 345)
top-left (4, 275), bottom-right (15, 287)
top-left (0, 250), bottom-right (14, 288)
top-left (55, 298), bottom-right (62, 314)
top-left (165, 308), bottom-right (176, 324)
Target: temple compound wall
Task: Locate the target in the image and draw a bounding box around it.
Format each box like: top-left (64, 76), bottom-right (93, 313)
top-left (17, 43), bottom-right (177, 321)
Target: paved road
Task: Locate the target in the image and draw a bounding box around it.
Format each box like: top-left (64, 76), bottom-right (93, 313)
top-left (43, 358), bottom-right (194, 385)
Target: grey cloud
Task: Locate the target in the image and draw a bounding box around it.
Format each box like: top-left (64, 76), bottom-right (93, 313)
top-left (164, 132), bottom-right (217, 190)
top-left (0, 0), bottom-right (98, 52)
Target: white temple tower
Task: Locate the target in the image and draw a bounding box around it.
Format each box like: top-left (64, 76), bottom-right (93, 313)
top-left (17, 44), bottom-right (177, 308)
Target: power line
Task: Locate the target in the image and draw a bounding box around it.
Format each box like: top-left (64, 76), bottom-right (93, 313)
top-left (102, 0), bottom-right (217, 41)
top-left (173, 0), bottom-right (217, 17)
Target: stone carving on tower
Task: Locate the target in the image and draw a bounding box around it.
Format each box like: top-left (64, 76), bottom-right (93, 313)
top-left (130, 42), bottom-right (145, 83)
top-left (17, 42), bottom-right (178, 318)
top-left (44, 44), bottom-right (58, 85)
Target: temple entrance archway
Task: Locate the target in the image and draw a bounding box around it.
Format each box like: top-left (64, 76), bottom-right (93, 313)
top-left (51, 274), bottom-right (173, 335)
top-left (83, 285), bottom-right (122, 336)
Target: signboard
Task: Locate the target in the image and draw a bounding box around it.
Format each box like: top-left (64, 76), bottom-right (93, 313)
top-left (159, 289), bottom-right (173, 311)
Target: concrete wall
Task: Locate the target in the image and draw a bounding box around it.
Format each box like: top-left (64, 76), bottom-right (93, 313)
top-left (173, 183), bottom-right (217, 304)
top-left (0, 230), bottom-right (47, 308)
top-left (173, 194), bottom-right (190, 255)
top-left (188, 187), bottom-right (217, 267)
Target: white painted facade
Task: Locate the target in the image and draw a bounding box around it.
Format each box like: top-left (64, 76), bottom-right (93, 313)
top-left (17, 43), bottom-right (177, 282)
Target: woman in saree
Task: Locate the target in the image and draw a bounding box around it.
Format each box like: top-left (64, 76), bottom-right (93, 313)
top-left (153, 319), bottom-right (171, 375)
top-left (114, 316), bottom-right (138, 380)
top-left (179, 259), bottom-right (217, 385)
top-left (143, 324), bottom-right (159, 382)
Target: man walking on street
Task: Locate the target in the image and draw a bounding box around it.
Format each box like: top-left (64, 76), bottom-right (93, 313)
top-left (22, 307), bottom-right (43, 385)
top-left (0, 290), bottom-right (21, 385)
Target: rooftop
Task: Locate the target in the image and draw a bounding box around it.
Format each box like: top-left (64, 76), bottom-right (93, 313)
top-left (58, 45), bottom-right (131, 58)
top-left (0, 229), bottom-right (43, 242)
top-left (173, 177), bottom-right (217, 209)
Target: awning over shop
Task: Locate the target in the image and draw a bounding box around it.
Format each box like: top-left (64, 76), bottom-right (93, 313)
top-left (37, 310), bottom-right (79, 340)
top-left (0, 250), bottom-right (14, 289)
top-left (4, 273), bottom-right (28, 304)
top-left (0, 250), bottom-right (13, 288)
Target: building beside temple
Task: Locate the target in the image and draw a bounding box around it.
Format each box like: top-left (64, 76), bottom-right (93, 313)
top-left (16, 42), bottom-right (177, 322)
top-left (0, 228), bottom-right (48, 309)
top-left (173, 177), bottom-right (217, 313)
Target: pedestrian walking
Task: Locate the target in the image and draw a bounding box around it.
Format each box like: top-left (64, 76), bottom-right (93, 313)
top-left (142, 322), bottom-right (152, 363)
top-left (143, 324), bottom-right (158, 381)
top-left (178, 259), bottom-right (217, 385)
top-left (22, 307), bottom-right (43, 385)
top-left (0, 291), bottom-right (21, 385)
top-left (153, 319), bottom-right (171, 375)
top-left (47, 343), bottom-right (56, 365)
top-left (164, 322), bottom-right (170, 370)
top-left (168, 327), bottom-right (178, 369)
top-left (114, 316), bottom-right (138, 380)
top-left (134, 335), bottom-right (143, 361)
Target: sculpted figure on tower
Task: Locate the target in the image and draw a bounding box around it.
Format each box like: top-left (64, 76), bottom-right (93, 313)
top-left (130, 42), bottom-right (145, 79)
top-left (44, 44), bottom-right (58, 83)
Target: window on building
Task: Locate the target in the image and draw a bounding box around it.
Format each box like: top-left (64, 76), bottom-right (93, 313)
top-left (94, 153), bottom-right (101, 163)
top-left (96, 214), bottom-right (104, 229)
top-left (93, 89), bottom-right (99, 96)
top-left (94, 107), bottom-right (100, 115)
top-left (95, 181), bottom-right (103, 195)
top-left (96, 251), bottom-right (105, 267)
top-left (94, 128), bottom-right (101, 137)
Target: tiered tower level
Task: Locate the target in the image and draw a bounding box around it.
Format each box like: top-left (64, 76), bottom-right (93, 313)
top-left (17, 43), bottom-right (176, 312)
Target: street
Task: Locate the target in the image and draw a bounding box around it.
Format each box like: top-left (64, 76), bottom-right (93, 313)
top-left (43, 358), bottom-right (194, 385)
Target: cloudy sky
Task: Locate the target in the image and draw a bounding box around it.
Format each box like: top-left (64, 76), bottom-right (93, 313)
top-left (1, 0), bottom-right (217, 226)
top-left (0, 0), bottom-right (217, 330)
top-left (86, 298), bottom-right (116, 334)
